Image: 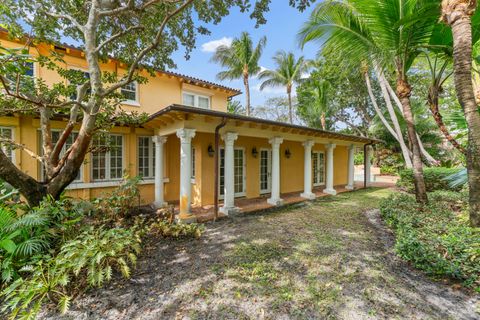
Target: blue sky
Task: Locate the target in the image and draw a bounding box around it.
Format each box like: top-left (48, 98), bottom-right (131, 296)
top-left (170, 1), bottom-right (320, 108)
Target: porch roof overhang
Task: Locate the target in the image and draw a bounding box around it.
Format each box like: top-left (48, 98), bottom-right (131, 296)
top-left (144, 104), bottom-right (380, 146)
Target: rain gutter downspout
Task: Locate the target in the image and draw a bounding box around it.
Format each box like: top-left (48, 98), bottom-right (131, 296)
top-left (214, 117), bottom-right (227, 220)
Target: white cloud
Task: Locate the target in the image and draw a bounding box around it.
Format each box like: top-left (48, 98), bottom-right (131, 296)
top-left (253, 83), bottom-right (286, 95)
top-left (201, 37), bottom-right (233, 53)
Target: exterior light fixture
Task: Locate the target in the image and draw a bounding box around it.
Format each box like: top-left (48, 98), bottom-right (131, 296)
top-left (207, 144), bottom-right (215, 157)
top-left (252, 147), bottom-right (258, 158)
top-left (285, 148), bottom-right (291, 159)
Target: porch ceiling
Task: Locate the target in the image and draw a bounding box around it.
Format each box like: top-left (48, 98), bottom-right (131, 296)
top-left (144, 104), bottom-right (380, 145)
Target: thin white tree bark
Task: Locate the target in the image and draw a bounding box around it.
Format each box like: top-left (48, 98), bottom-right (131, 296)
top-left (382, 73), bottom-right (439, 165)
top-left (364, 72), bottom-right (413, 168)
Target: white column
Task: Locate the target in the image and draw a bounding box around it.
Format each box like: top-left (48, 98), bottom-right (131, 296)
top-left (301, 140), bottom-right (315, 200)
top-left (268, 137), bottom-right (284, 206)
top-left (365, 144), bottom-right (372, 187)
top-left (176, 128), bottom-right (196, 220)
top-left (346, 144), bottom-right (355, 190)
top-left (153, 136), bottom-right (167, 208)
top-left (220, 132), bottom-right (239, 215)
top-left (323, 143), bottom-right (337, 195)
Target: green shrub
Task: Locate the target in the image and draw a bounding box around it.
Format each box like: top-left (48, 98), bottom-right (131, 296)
top-left (396, 167), bottom-right (463, 193)
top-left (1, 225), bottom-right (142, 318)
top-left (380, 165), bottom-right (397, 175)
top-left (151, 220), bottom-right (204, 239)
top-left (91, 175), bottom-right (141, 224)
top-left (380, 192), bottom-right (480, 291)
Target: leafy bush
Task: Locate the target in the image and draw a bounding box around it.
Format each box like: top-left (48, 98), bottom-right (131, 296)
top-left (380, 165), bottom-right (397, 175)
top-left (380, 192), bottom-right (480, 291)
top-left (396, 167), bottom-right (463, 193)
top-left (1, 225), bottom-right (142, 318)
top-left (91, 175), bottom-right (141, 224)
top-left (0, 196), bottom-right (84, 284)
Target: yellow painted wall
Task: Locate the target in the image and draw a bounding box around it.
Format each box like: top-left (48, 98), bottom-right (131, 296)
top-left (0, 36), bottom-right (234, 114)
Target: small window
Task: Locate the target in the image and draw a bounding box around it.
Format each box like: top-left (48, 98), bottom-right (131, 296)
top-left (191, 147), bottom-right (196, 179)
top-left (121, 81), bottom-right (138, 103)
top-left (182, 93), bottom-right (195, 107)
top-left (92, 134), bottom-right (124, 181)
top-left (182, 91), bottom-right (210, 109)
top-left (0, 127), bottom-right (14, 163)
top-left (138, 136), bottom-right (155, 179)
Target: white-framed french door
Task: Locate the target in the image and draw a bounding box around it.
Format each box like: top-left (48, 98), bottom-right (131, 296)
top-left (259, 148), bottom-right (272, 194)
top-left (312, 151), bottom-right (325, 186)
top-left (219, 147), bottom-right (246, 198)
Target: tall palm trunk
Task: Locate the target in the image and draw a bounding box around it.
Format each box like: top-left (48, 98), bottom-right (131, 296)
top-left (321, 113), bottom-right (326, 130)
top-left (442, 0), bottom-right (480, 227)
top-left (396, 73), bottom-right (428, 204)
top-left (287, 84), bottom-right (293, 124)
top-left (243, 71), bottom-right (251, 116)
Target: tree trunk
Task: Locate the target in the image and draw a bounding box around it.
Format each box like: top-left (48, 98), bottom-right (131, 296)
top-left (243, 72), bottom-right (251, 116)
top-left (364, 72), bottom-right (413, 168)
top-left (442, 0), bottom-right (480, 227)
top-left (0, 150), bottom-right (47, 206)
top-left (321, 113), bottom-right (326, 130)
top-left (397, 75), bottom-right (428, 204)
top-left (428, 85), bottom-right (467, 154)
top-left (287, 85), bottom-right (293, 124)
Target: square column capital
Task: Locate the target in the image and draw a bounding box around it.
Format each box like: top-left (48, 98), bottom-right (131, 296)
top-left (269, 136), bottom-right (284, 147)
top-left (348, 144), bottom-right (355, 151)
top-left (176, 128), bottom-right (196, 143)
top-left (221, 132), bottom-right (239, 145)
top-left (152, 136), bottom-right (168, 145)
top-left (302, 140), bottom-right (315, 149)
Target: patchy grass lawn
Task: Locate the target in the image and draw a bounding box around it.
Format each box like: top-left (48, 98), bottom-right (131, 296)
top-left (43, 187), bottom-right (479, 320)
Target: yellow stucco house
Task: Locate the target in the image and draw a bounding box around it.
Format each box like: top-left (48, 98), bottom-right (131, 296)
top-left (0, 30), bottom-right (376, 222)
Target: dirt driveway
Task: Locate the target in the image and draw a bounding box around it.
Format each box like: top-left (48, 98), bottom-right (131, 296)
top-left (44, 187), bottom-right (479, 320)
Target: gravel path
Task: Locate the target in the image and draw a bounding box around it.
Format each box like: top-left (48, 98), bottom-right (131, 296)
top-left (42, 188), bottom-right (479, 320)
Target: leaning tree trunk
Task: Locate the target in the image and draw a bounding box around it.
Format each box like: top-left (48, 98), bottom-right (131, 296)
top-left (396, 75), bottom-right (428, 204)
top-left (428, 85), bottom-right (467, 155)
top-left (442, 0), bottom-right (480, 227)
top-left (287, 85), bottom-right (293, 124)
top-left (243, 72), bottom-right (251, 116)
top-left (0, 150), bottom-right (47, 206)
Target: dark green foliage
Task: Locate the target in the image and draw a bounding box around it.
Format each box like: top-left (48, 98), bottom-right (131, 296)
top-left (397, 167), bottom-right (463, 192)
top-left (380, 165), bottom-right (397, 175)
top-left (151, 220), bottom-right (204, 239)
top-left (380, 192), bottom-right (480, 291)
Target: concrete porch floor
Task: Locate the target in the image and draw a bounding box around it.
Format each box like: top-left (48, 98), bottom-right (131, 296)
top-left (177, 181), bottom-right (396, 223)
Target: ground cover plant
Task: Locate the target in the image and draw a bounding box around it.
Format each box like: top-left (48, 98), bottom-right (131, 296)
top-left (0, 177), bottom-right (204, 319)
top-left (380, 191), bottom-right (480, 291)
top-left (397, 167), bottom-right (463, 193)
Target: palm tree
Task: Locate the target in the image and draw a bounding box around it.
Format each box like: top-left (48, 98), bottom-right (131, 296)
top-left (258, 51), bottom-right (310, 124)
top-left (441, 1), bottom-right (480, 227)
top-left (302, 78), bottom-right (330, 130)
top-left (298, 0), bottom-right (442, 204)
top-left (211, 32), bottom-right (266, 116)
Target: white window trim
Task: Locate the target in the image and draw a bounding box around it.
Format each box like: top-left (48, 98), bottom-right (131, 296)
top-left (182, 91), bottom-right (211, 109)
top-left (259, 148), bottom-right (272, 195)
top-left (121, 81), bottom-right (140, 107)
top-left (312, 151), bottom-right (326, 187)
top-left (218, 146), bottom-right (246, 199)
top-left (37, 129), bottom-right (83, 183)
top-left (137, 136), bottom-right (155, 179)
top-left (91, 134), bottom-right (125, 182)
top-left (0, 126), bottom-right (15, 165)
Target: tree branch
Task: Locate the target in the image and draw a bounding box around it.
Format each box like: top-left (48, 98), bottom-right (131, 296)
top-left (0, 138), bottom-right (44, 163)
top-left (103, 0), bottom-right (194, 96)
top-left (95, 25), bottom-right (145, 53)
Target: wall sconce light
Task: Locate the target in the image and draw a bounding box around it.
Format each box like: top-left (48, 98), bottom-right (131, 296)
top-left (207, 144), bottom-right (215, 157)
top-left (285, 148), bottom-right (292, 159)
top-left (252, 147), bottom-right (258, 158)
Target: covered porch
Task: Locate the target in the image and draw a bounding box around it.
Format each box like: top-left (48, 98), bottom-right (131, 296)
top-left (144, 105), bottom-right (378, 222)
